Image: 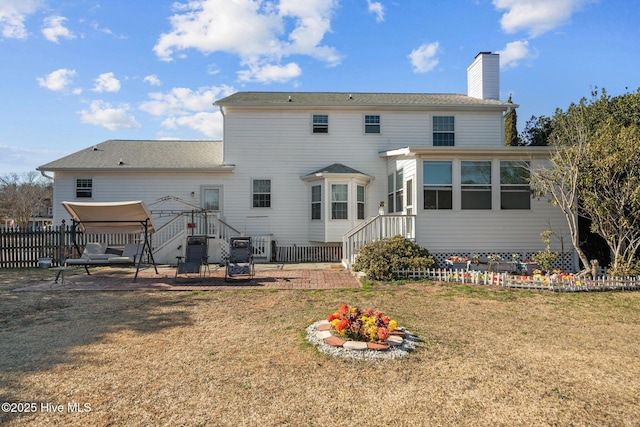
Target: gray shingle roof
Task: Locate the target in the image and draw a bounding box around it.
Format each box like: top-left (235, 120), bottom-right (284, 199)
top-left (215, 92), bottom-right (514, 108)
top-left (307, 163), bottom-right (367, 176)
top-left (37, 140), bottom-right (227, 171)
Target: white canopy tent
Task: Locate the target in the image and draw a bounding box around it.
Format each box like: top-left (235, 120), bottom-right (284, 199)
top-left (62, 201), bottom-right (158, 281)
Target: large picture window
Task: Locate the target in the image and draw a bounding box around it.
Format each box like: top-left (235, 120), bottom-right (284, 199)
top-left (76, 178), bottom-right (93, 198)
top-left (433, 116), bottom-right (454, 146)
top-left (423, 161), bottom-right (452, 209)
top-left (331, 184), bottom-right (348, 219)
top-left (500, 161), bottom-right (530, 209)
top-left (252, 179), bottom-right (271, 208)
top-left (461, 161), bottom-right (492, 209)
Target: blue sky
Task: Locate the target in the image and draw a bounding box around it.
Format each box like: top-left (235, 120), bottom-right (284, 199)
top-left (1, 0), bottom-right (638, 173)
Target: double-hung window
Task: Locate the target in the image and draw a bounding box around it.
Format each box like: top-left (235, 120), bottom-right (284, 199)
top-left (331, 184), bottom-right (348, 219)
top-left (76, 178), bottom-right (93, 198)
top-left (461, 161), bottom-right (492, 209)
top-left (364, 115), bottom-right (380, 134)
top-left (312, 114), bottom-right (328, 133)
top-left (433, 116), bottom-right (455, 146)
top-left (387, 170), bottom-right (403, 213)
top-left (500, 161), bottom-right (531, 209)
top-left (252, 179), bottom-right (271, 208)
top-left (423, 161), bottom-right (452, 209)
top-left (311, 185), bottom-right (322, 220)
top-left (357, 185), bottom-right (365, 220)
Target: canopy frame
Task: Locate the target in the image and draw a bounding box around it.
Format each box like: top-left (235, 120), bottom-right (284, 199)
top-left (62, 201), bottom-right (159, 282)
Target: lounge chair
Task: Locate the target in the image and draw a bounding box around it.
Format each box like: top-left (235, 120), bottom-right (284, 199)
top-left (175, 235), bottom-right (209, 282)
top-left (224, 237), bottom-right (254, 281)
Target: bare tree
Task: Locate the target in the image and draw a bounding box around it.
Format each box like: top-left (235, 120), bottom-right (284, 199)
top-left (0, 172), bottom-right (52, 228)
top-left (529, 106), bottom-right (593, 275)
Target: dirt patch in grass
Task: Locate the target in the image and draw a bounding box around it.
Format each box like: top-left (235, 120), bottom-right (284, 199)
top-left (1, 271), bottom-right (640, 426)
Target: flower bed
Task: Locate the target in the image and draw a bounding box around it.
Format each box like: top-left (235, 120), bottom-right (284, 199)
top-left (306, 304), bottom-right (417, 359)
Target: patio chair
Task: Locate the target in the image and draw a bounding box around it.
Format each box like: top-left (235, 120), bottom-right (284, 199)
top-left (224, 237), bottom-right (254, 281)
top-left (175, 235), bottom-right (209, 282)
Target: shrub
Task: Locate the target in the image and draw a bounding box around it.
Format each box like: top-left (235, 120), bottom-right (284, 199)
top-left (352, 235), bottom-right (438, 281)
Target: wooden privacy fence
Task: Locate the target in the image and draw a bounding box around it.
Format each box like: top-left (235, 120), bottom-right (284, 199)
top-left (394, 268), bottom-right (640, 292)
top-left (0, 223), bottom-right (139, 268)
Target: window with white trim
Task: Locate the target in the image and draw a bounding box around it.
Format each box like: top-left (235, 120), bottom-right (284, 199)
top-left (331, 184), bottom-right (348, 219)
top-left (76, 178), bottom-right (93, 198)
top-left (387, 169), bottom-right (403, 213)
top-left (423, 161), bottom-right (452, 209)
top-left (311, 185), bottom-right (322, 220)
top-left (357, 185), bottom-right (365, 220)
top-left (252, 179), bottom-right (271, 208)
top-left (500, 161), bottom-right (531, 209)
top-left (364, 115), bottom-right (380, 134)
top-left (312, 114), bottom-right (328, 133)
top-left (433, 116), bottom-right (455, 146)
top-left (461, 161), bottom-right (491, 209)
top-left (202, 187), bottom-right (221, 211)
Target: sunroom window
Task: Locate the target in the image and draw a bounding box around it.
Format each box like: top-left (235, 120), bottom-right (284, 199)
top-left (461, 161), bottom-right (491, 209)
top-left (500, 161), bottom-right (531, 209)
top-left (423, 161), bottom-right (452, 209)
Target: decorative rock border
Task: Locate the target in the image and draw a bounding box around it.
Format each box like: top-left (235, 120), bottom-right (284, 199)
top-left (306, 320), bottom-right (417, 360)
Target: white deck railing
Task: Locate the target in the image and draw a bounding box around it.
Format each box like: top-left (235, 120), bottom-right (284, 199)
top-left (342, 214), bottom-right (416, 268)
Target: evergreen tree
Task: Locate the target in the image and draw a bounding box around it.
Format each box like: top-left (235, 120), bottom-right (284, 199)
top-left (504, 94), bottom-right (519, 146)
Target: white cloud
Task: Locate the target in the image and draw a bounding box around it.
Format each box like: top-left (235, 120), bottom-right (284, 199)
top-left (367, 0), bottom-right (384, 23)
top-left (140, 84), bottom-right (234, 137)
top-left (41, 15), bottom-right (75, 43)
top-left (36, 68), bottom-right (77, 91)
top-left (153, 0), bottom-right (340, 83)
top-left (493, 0), bottom-right (593, 37)
top-left (408, 41), bottom-right (440, 73)
top-left (161, 111), bottom-right (223, 138)
top-left (92, 72), bottom-right (121, 93)
top-left (497, 39), bottom-right (538, 69)
top-left (237, 62), bottom-right (302, 83)
top-left (79, 100), bottom-right (141, 130)
top-left (143, 74), bottom-right (161, 86)
top-left (0, 0), bottom-right (44, 39)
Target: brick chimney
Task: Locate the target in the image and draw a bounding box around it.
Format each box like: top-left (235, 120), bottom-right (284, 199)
top-left (467, 52), bottom-right (500, 100)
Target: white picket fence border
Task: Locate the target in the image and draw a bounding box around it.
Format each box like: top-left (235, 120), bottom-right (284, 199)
top-left (393, 268), bottom-right (640, 292)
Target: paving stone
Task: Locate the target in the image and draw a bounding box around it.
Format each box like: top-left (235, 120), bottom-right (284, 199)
top-left (318, 320), bottom-right (330, 325)
top-left (317, 323), bottom-right (331, 331)
top-left (386, 335), bottom-right (404, 346)
top-left (343, 341), bottom-right (368, 350)
top-left (317, 330), bottom-right (332, 340)
top-left (324, 336), bottom-right (346, 347)
top-left (390, 330), bottom-right (406, 337)
top-left (368, 342), bottom-right (390, 351)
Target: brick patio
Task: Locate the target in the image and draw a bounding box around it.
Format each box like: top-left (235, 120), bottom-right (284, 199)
top-left (17, 263), bottom-right (362, 291)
